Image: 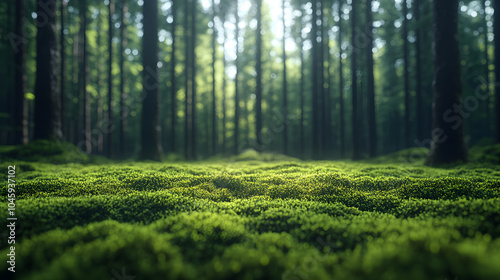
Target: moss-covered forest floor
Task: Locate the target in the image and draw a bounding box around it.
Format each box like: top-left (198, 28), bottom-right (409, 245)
top-left (1, 141), bottom-right (500, 279)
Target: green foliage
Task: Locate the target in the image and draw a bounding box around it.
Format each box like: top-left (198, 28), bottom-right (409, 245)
top-left (1, 140), bottom-right (88, 164)
top-left (1, 148), bottom-right (500, 279)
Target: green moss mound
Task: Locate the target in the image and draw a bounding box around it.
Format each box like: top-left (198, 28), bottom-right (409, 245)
top-left (1, 140), bottom-right (88, 164)
top-left (0, 156), bottom-right (499, 279)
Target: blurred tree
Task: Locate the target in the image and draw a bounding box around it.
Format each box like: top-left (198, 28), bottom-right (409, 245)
top-left (14, 0), bottom-right (27, 145)
top-left (426, 0), bottom-right (467, 165)
top-left (34, 0), bottom-right (62, 141)
top-left (140, 0), bottom-right (163, 161)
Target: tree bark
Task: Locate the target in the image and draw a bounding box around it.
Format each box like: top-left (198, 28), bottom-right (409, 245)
top-left (495, 0), bottom-right (500, 142)
top-left (59, 0), bottom-right (66, 141)
top-left (311, 0), bottom-right (319, 158)
top-left (403, 0), bottom-right (410, 147)
top-left (107, 0), bottom-right (114, 157)
top-left (351, 0), bottom-right (360, 160)
top-left (170, 0), bottom-right (177, 153)
top-left (140, 0), bottom-right (163, 161)
top-left (367, 0), bottom-right (377, 157)
top-left (426, 0), bottom-right (467, 165)
top-left (34, 0), bottom-right (62, 141)
top-left (415, 0), bottom-right (424, 141)
top-left (338, 0), bottom-right (345, 158)
top-left (234, 0), bottom-right (240, 154)
top-left (80, 0), bottom-right (91, 154)
top-left (191, 0), bottom-right (197, 159)
top-left (282, 0), bottom-right (288, 154)
top-left (211, 0), bottom-right (217, 155)
top-left (255, 0), bottom-right (263, 147)
top-left (119, 0), bottom-right (128, 155)
top-left (14, 0), bottom-right (28, 144)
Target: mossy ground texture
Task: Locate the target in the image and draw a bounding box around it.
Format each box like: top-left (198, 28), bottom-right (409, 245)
top-left (1, 142), bottom-right (500, 280)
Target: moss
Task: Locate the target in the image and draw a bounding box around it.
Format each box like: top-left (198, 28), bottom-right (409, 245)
top-left (1, 149), bottom-right (500, 279)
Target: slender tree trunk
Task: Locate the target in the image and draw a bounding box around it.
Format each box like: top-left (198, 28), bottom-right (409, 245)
top-left (184, 0), bottom-right (192, 159)
top-left (311, 0), bottom-right (319, 158)
top-left (107, 0), bottom-right (114, 157)
top-left (426, 0), bottom-right (467, 165)
top-left (81, 0), bottom-right (91, 154)
top-left (191, 0), bottom-right (197, 159)
top-left (495, 0), bottom-right (500, 142)
top-left (300, 16), bottom-right (305, 157)
top-left (319, 0), bottom-right (326, 155)
top-left (34, 0), bottom-right (62, 141)
top-left (119, 0), bottom-right (128, 155)
top-left (234, 0), bottom-right (240, 155)
top-left (170, 0), bottom-right (177, 153)
top-left (14, 0), bottom-right (28, 144)
top-left (222, 22), bottom-right (227, 153)
top-left (351, 0), bottom-right (360, 159)
top-left (60, 0), bottom-right (66, 141)
top-left (140, 0), bottom-right (162, 161)
top-left (282, 0), bottom-right (288, 154)
top-left (96, 13), bottom-right (104, 153)
top-left (403, 0), bottom-right (410, 147)
top-left (366, 0), bottom-right (376, 157)
top-left (211, 0), bottom-right (217, 155)
top-left (338, 0), bottom-right (345, 158)
top-left (256, 0), bottom-right (263, 147)
top-left (415, 0), bottom-right (424, 141)
top-left (482, 0), bottom-right (491, 135)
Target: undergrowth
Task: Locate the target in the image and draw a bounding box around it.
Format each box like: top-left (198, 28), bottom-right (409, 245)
top-left (0, 143), bottom-right (499, 279)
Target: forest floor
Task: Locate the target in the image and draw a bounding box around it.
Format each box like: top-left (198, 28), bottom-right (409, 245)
top-left (1, 141), bottom-right (500, 279)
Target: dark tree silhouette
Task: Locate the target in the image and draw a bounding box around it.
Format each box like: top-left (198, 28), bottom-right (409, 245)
top-left (211, 0), bottom-right (217, 155)
top-left (366, 0), bottom-right (377, 157)
top-left (415, 0), bottom-right (424, 140)
top-left (255, 0), bottom-right (263, 146)
top-left (14, 0), bottom-right (28, 144)
top-left (79, 0), bottom-right (91, 154)
top-left (60, 0), bottom-right (66, 139)
top-left (170, 0), bottom-right (178, 153)
top-left (338, 0), bottom-right (345, 158)
top-left (282, 0), bottom-right (288, 154)
top-left (495, 0), bottom-right (500, 142)
top-left (403, 0), bottom-right (410, 147)
top-left (119, 0), bottom-right (128, 155)
top-left (351, 0), bottom-right (360, 160)
top-left (107, 0), bottom-right (114, 157)
top-left (140, 0), bottom-right (163, 161)
top-left (426, 0), bottom-right (467, 165)
top-left (34, 0), bottom-right (62, 141)
top-left (234, 0), bottom-right (240, 155)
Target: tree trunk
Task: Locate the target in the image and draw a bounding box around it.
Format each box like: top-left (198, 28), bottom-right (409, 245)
top-left (140, 0), bottom-right (162, 161)
top-left (482, 0), bottom-right (491, 136)
top-left (366, 0), bottom-right (377, 157)
top-left (14, 0), bottom-right (28, 144)
top-left (184, 0), bottom-right (192, 160)
top-left (170, 0), bottom-right (177, 153)
top-left (351, 0), bottom-right (360, 160)
top-left (222, 22), bottom-right (227, 154)
top-left (403, 0), bottom-right (410, 147)
top-left (299, 16), bottom-right (305, 157)
top-left (191, 0), bottom-right (197, 159)
top-left (426, 0), bottom-right (467, 165)
top-left (59, 0), bottom-right (66, 141)
top-left (107, 0), bottom-right (114, 157)
top-left (256, 0), bottom-right (263, 147)
top-left (80, 0), bottom-right (91, 154)
top-left (338, 0), bottom-right (345, 158)
top-left (96, 12), bottom-right (104, 153)
top-left (119, 0), bottom-right (128, 155)
top-left (211, 0), bottom-right (217, 155)
top-left (34, 0), bottom-right (62, 141)
top-left (311, 0), bottom-right (319, 158)
top-left (495, 0), bottom-right (500, 142)
top-left (415, 0), bottom-right (424, 141)
top-left (282, 0), bottom-right (288, 154)
top-left (234, 0), bottom-right (240, 155)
